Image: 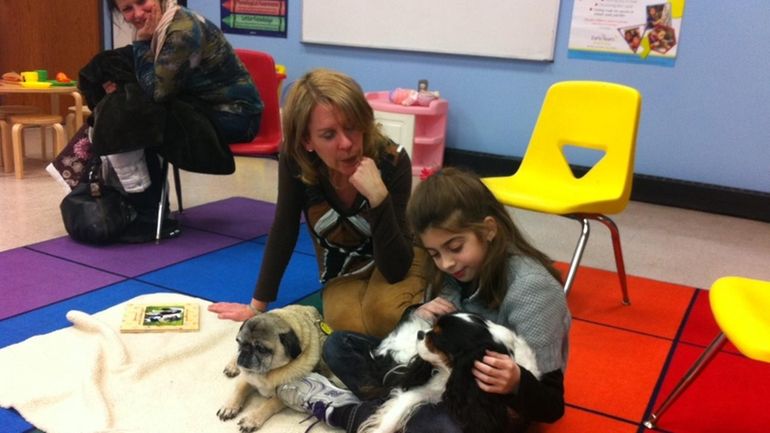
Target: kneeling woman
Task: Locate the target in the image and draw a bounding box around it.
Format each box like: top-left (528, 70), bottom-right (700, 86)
top-left (209, 69), bottom-right (427, 338)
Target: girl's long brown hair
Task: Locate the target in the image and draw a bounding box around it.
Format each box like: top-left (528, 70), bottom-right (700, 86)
top-left (407, 167), bottom-right (561, 309)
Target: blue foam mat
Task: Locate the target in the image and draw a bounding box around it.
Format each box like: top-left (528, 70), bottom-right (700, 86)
top-left (252, 224), bottom-right (316, 256)
top-left (0, 280), bottom-right (174, 350)
top-left (137, 242), bottom-right (321, 309)
top-left (0, 408), bottom-right (31, 433)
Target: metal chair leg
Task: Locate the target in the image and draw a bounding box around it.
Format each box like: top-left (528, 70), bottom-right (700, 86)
top-left (563, 216), bottom-right (591, 296)
top-left (172, 165), bottom-right (183, 213)
top-left (155, 159), bottom-right (169, 243)
top-left (644, 333), bottom-right (728, 429)
top-left (595, 215), bottom-right (631, 305)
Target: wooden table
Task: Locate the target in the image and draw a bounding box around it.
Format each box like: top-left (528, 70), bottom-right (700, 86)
top-left (0, 83), bottom-right (84, 173)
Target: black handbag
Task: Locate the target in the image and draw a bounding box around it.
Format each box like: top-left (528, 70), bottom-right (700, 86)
top-left (60, 158), bottom-right (137, 244)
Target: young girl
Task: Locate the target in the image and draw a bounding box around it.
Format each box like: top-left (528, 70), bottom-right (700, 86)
top-left (277, 167), bottom-right (571, 433)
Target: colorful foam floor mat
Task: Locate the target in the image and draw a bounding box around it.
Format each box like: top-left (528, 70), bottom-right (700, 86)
top-left (1, 197), bottom-right (768, 433)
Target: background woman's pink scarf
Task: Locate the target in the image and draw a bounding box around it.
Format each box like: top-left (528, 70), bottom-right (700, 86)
top-left (150, 0), bottom-right (180, 61)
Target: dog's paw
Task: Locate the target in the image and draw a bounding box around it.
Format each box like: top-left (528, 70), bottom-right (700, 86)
top-left (224, 358), bottom-right (240, 377)
top-left (217, 403), bottom-right (242, 421)
top-left (237, 415), bottom-right (264, 432)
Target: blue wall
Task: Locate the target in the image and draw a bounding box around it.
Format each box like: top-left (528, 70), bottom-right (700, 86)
top-left (174, 1), bottom-right (768, 193)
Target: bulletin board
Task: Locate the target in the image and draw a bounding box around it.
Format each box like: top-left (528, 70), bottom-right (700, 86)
top-left (301, 0), bottom-right (562, 61)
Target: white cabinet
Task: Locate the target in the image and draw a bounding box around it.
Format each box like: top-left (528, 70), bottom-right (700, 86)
top-left (372, 110), bottom-right (415, 157)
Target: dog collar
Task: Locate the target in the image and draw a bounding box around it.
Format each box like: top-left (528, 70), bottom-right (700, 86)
top-left (318, 320), bottom-right (333, 335)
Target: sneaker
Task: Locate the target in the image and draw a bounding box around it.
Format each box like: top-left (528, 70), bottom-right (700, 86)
top-left (277, 372), bottom-right (360, 423)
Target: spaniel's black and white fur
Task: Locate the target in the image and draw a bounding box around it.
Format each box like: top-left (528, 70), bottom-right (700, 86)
top-left (358, 312), bottom-right (540, 433)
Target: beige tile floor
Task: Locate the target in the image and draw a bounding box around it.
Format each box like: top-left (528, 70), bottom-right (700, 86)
top-left (2, 139), bottom-right (770, 290)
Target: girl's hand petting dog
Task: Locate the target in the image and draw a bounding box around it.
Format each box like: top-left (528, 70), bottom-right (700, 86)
top-left (473, 350), bottom-right (522, 395)
top-left (414, 297), bottom-right (456, 322)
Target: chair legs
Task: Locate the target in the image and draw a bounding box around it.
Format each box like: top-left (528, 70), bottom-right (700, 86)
top-left (155, 160), bottom-right (170, 243)
top-left (9, 117), bottom-right (66, 179)
top-left (595, 214), bottom-right (631, 305)
top-left (0, 120), bottom-right (10, 173)
top-left (173, 165), bottom-right (183, 213)
top-left (564, 213), bottom-right (631, 305)
top-left (155, 159), bottom-right (184, 243)
top-left (563, 216), bottom-right (591, 296)
top-left (643, 333), bottom-right (728, 429)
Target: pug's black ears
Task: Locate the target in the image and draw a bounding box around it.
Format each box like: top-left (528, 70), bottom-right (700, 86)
top-left (279, 331), bottom-right (302, 359)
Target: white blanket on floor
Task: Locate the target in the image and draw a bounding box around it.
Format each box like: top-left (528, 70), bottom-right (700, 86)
top-left (0, 293), bottom-right (340, 433)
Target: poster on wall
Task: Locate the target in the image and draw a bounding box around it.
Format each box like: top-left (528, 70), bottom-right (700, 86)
top-left (568, 0), bottom-right (685, 66)
top-left (220, 0), bottom-right (287, 37)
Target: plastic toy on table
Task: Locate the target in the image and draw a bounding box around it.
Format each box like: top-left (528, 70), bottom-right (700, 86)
top-left (20, 82), bottom-right (52, 89)
top-left (389, 87), bottom-right (440, 107)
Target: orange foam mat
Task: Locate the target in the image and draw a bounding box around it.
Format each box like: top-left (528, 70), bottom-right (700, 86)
top-left (566, 320), bottom-right (672, 421)
top-left (677, 290), bottom-right (740, 355)
top-left (559, 264), bottom-right (696, 339)
top-left (647, 343), bottom-right (770, 433)
top-left (531, 406), bottom-right (637, 433)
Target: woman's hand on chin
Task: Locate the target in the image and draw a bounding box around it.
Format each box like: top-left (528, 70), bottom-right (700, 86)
top-left (136, 2), bottom-right (161, 40)
top-left (349, 157), bottom-right (388, 207)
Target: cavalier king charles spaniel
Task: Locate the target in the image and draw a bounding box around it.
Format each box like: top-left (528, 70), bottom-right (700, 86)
top-left (358, 312), bottom-right (540, 433)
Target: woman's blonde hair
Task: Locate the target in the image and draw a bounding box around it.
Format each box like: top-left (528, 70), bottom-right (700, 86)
top-left (407, 167), bottom-right (562, 309)
top-left (281, 68), bottom-right (388, 185)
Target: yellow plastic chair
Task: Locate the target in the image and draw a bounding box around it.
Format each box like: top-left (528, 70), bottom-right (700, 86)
top-left (644, 276), bottom-right (770, 428)
top-left (483, 81), bottom-right (642, 301)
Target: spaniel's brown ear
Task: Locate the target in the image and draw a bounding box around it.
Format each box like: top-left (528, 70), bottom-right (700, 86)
top-left (444, 350), bottom-right (478, 395)
top-left (443, 352), bottom-right (482, 424)
top-left (397, 357), bottom-right (435, 390)
top-left (445, 350), bottom-right (510, 433)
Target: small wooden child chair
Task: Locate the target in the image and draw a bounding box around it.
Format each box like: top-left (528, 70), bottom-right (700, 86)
top-left (0, 105), bottom-right (41, 172)
top-left (9, 114), bottom-right (66, 179)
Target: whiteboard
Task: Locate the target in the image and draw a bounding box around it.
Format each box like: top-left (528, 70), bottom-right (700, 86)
top-left (301, 0), bottom-right (561, 61)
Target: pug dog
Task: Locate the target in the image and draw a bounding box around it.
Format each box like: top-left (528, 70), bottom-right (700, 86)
top-left (217, 305), bottom-right (329, 432)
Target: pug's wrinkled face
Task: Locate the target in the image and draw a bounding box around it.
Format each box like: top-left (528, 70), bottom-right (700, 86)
top-left (235, 313), bottom-right (302, 374)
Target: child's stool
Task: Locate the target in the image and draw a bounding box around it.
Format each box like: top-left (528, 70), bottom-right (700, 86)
top-left (0, 105), bottom-right (42, 172)
top-left (9, 114), bottom-right (66, 179)
top-left (65, 105), bottom-right (92, 139)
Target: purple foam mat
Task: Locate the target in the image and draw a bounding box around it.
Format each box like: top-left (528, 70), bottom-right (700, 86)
top-left (27, 227), bottom-right (244, 278)
top-left (0, 248), bottom-right (125, 320)
top-left (175, 197), bottom-right (277, 240)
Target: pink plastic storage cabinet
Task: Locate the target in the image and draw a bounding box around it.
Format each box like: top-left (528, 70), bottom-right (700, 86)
top-left (365, 91), bottom-right (448, 175)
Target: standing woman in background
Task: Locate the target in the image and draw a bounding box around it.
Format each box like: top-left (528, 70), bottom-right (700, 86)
top-left (209, 69), bottom-right (427, 338)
